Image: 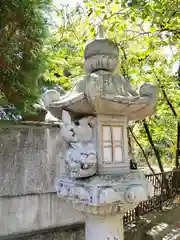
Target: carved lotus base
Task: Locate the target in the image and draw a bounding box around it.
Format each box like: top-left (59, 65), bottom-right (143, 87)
top-left (72, 200), bottom-right (137, 216)
top-left (56, 170), bottom-right (153, 215)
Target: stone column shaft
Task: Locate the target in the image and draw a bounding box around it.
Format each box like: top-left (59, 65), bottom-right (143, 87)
top-left (85, 214), bottom-right (124, 240)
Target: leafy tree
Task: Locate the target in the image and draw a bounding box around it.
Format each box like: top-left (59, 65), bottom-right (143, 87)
top-left (0, 0), bottom-right (51, 116)
top-left (44, 4), bottom-right (86, 90)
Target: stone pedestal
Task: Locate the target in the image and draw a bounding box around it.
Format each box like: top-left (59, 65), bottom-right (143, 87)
top-left (56, 170), bottom-right (153, 240)
top-left (85, 214), bottom-right (124, 240)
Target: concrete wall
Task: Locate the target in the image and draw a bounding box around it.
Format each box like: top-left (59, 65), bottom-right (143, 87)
top-left (0, 123), bottom-right (84, 238)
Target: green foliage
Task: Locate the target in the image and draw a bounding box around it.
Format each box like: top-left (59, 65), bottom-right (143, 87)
top-left (44, 5), bottom-right (87, 90)
top-left (0, 0), bottom-right (51, 114)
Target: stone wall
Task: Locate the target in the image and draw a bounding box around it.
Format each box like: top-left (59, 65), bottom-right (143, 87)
top-left (4, 225), bottom-right (84, 240)
top-left (0, 123), bottom-right (84, 238)
top-left (0, 124), bottom-right (64, 196)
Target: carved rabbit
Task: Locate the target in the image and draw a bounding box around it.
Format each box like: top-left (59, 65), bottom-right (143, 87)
top-left (61, 110), bottom-right (97, 179)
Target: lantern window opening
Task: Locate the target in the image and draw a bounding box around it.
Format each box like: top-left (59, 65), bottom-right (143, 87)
top-left (101, 125), bottom-right (124, 163)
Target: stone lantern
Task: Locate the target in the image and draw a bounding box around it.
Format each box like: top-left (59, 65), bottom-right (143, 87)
top-left (48, 26), bottom-right (158, 240)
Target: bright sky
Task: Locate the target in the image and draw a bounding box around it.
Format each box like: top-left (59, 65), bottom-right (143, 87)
top-left (51, 0), bottom-right (81, 26)
top-left (53, 0), bottom-right (79, 7)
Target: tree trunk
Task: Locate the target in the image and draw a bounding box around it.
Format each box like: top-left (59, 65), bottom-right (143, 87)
top-left (176, 122), bottom-right (180, 168)
top-left (155, 70), bottom-right (179, 168)
top-left (143, 120), bottom-right (164, 173)
top-left (128, 126), bottom-right (156, 175)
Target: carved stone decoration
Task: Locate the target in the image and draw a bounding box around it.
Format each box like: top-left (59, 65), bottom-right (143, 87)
top-left (31, 89), bottom-right (62, 123)
top-left (42, 89), bottom-right (61, 108)
top-left (84, 39), bottom-right (119, 73)
top-left (48, 72), bottom-right (158, 121)
top-left (124, 186), bottom-right (148, 203)
top-left (61, 110), bottom-right (97, 179)
top-left (56, 170), bottom-right (153, 215)
top-left (99, 188), bottom-right (123, 204)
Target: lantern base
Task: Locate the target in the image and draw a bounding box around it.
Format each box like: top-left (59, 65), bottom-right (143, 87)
top-left (56, 170), bottom-right (153, 208)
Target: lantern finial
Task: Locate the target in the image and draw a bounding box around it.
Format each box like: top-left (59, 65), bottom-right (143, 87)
top-left (96, 24), bottom-right (105, 38)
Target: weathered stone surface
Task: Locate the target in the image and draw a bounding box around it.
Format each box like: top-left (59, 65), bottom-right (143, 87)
top-left (0, 125), bottom-right (65, 196)
top-left (8, 226), bottom-right (84, 240)
top-left (0, 193), bottom-right (84, 237)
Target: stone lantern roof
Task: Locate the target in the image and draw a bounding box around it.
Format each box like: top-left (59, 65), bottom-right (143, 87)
top-left (48, 26), bottom-right (158, 120)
